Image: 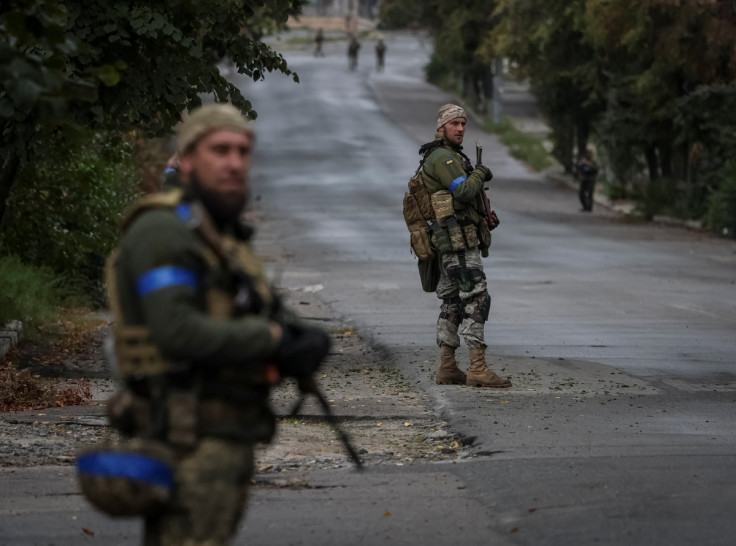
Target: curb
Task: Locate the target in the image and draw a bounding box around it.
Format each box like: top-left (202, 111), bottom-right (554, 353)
top-left (0, 320), bottom-right (23, 362)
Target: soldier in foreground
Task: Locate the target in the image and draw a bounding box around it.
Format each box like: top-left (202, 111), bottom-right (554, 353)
top-left (421, 104), bottom-right (511, 388)
top-left (102, 104), bottom-right (330, 545)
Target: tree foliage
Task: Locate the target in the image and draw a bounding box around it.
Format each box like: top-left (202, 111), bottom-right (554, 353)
top-left (0, 0), bottom-right (304, 227)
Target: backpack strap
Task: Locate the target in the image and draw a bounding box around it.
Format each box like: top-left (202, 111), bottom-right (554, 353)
top-left (414, 139), bottom-right (444, 177)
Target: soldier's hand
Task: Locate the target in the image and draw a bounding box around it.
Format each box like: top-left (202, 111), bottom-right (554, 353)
top-left (474, 164), bottom-right (493, 182)
top-left (489, 210), bottom-right (500, 230)
top-left (273, 324), bottom-right (331, 380)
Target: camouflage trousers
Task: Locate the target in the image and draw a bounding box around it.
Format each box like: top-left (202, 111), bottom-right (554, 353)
top-left (435, 247), bottom-right (490, 350)
top-left (144, 438), bottom-right (255, 546)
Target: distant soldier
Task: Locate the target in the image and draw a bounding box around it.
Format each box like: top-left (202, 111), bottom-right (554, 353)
top-left (99, 104), bottom-right (330, 545)
top-left (347, 35), bottom-right (360, 70)
top-left (314, 28), bottom-right (325, 57)
top-left (576, 148), bottom-right (599, 212)
top-left (421, 104), bottom-right (510, 388)
top-left (375, 39), bottom-right (386, 72)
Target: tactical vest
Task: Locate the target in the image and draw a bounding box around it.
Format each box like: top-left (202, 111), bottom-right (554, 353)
top-left (105, 189), bottom-right (277, 446)
top-left (106, 189), bottom-right (274, 380)
top-left (402, 141), bottom-right (484, 262)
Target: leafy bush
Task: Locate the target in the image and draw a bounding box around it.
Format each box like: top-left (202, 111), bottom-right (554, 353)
top-left (631, 177), bottom-right (681, 220)
top-left (0, 255), bottom-right (64, 329)
top-left (707, 163), bottom-right (736, 238)
top-left (1, 132), bottom-right (140, 303)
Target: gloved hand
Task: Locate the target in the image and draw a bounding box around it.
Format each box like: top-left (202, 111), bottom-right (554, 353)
top-left (489, 209), bottom-right (500, 230)
top-left (273, 324), bottom-right (331, 380)
top-left (474, 164), bottom-right (493, 182)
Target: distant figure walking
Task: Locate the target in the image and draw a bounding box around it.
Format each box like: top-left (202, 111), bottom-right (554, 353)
top-left (375, 39), bottom-right (386, 72)
top-left (314, 28), bottom-right (325, 57)
top-left (347, 35), bottom-right (360, 70)
top-left (576, 148), bottom-right (599, 212)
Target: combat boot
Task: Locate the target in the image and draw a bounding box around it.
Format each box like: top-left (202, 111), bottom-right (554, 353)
top-left (435, 345), bottom-right (466, 385)
top-left (466, 348), bottom-right (511, 388)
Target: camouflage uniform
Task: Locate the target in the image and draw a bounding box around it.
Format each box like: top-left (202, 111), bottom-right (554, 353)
top-left (423, 138), bottom-right (490, 351)
top-left (421, 104), bottom-right (510, 388)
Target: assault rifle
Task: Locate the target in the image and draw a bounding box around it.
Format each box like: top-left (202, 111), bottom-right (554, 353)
top-left (475, 139), bottom-right (499, 232)
top-left (289, 377), bottom-right (363, 470)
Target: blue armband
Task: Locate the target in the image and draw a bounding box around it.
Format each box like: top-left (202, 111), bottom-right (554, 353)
top-left (137, 266), bottom-right (198, 297)
top-left (448, 175), bottom-right (467, 193)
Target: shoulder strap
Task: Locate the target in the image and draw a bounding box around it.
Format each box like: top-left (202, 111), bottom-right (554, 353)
top-left (414, 139), bottom-right (444, 177)
top-left (121, 189), bottom-right (184, 231)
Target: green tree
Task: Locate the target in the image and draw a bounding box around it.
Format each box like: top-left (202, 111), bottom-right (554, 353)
top-left (0, 0), bottom-right (303, 228)
top-left (492, 0), bottom-right (605, 172)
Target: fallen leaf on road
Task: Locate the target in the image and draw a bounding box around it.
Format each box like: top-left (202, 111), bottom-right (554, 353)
top-left (384, 511), bottom-right (391, 517)
top-left (501, 401), bottom-right (510, 404)
top-left (82, 528), bottom-right (95, 536)
top-left (377, 422), bottom-right (384, 426)
top-left (403, 422), bottom-right (412, 427)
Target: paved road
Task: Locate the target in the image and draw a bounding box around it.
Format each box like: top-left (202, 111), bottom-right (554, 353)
top-left (2, 32), bottom-right (735, 545)
top-left (244, 32), bottom-right (736, 544)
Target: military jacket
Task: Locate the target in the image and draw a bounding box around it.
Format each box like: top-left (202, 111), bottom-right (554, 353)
top-left (111, 189), bottom-right (281, 442)
top-left (422, 136), bottom-right (484, 225)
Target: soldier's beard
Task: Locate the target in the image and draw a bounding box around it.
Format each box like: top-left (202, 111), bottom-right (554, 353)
top-left (190, 173), bottom-right (248, 228)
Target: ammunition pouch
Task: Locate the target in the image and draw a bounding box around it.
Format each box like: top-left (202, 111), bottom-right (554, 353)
top-left (430, 190), bottom-right (454, 220)
top-left (198, 398), bottom-right (276, 443)
top-left (409, 228), bottom-right (433, 261)
top-left (462, 223), bottom-right (480, 249)
top-left (446, 217), bottom-right (466, 252)
top-left (76, 438), bottom-right (175, 517)
top-left (430, 221), bottom-right (453, 254)
top-left (408, 174), bottom-right (434, 220)
top-left (404, 182), bottom-right (435, 261)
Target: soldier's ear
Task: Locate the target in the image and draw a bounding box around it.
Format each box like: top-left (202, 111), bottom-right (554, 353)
top-left (177, 153), bottom-right (194, 183)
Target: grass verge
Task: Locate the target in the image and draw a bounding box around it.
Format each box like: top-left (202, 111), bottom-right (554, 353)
top-left (0, 255), bottom-right (66, 335)
top-left (484, 117), bottom-right (553, 172)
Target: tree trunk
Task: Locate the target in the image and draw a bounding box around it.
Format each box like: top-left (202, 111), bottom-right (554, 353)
top-left (576, 112), bottom-right (590, 159)
top-left (0, 152), bottom-right (20, 232)
top-left (645, 146), bottom-right (659, 181)
top-left (659, 142), bottom-right (673, 178)
top-left (561, 116), bottom-right (575, 173)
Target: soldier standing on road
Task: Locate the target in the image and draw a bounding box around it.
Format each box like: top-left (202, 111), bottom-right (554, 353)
top-left (105, 104), bottom-right (329, 545)
top-left (576, 148), bottom-right (599, 212)
top-left (422, 104), bottom-right (511, 388)
top-left (375, 39), bottom-right (386, 72)
top-left (347, 35), bottom-right (360, 70)
top-left (314, 28), bottom-right (325, 57)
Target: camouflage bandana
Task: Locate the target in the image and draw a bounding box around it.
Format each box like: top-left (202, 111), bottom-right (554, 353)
top-left (436, 104), bottom-right (466, 130)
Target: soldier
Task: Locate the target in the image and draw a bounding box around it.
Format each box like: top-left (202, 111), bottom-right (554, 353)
top-left (314, 28), bottom-right (325, 57)
top-left (375, 39), bottom-right (386, 72)
top-left (347, 35), bottom-right (360, 70)
top-left (576, 148), bottom-right (599, 212)
top-left (422, 104), bottom-right (511, 388)
top-left (107, 103), bottom-right (329, 545)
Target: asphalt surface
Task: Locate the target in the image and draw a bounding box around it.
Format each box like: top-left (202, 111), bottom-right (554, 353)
top-left (245, 31), bottom-right (736, 544)
top-left (2, 31), bottom-right (736, 545)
